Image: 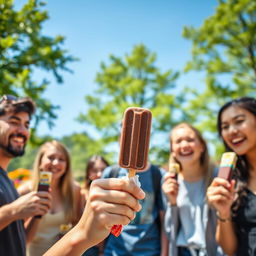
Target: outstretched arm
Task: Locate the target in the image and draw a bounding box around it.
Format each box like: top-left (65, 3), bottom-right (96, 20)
top-left (44, 177), bottom-right (145, 256)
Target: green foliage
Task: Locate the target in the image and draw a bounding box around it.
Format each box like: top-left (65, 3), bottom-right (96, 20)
top-left (61, 132), bottom-right (114, 179)
top-left (182, 0), bottom-right (256, 157)
top-left (0, 0), bottom-right (76, 129)
top-left (77, 44), bottom-right (181, 164)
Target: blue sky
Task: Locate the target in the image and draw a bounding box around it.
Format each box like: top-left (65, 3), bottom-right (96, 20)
top-left (26, 0), bottom-right (217, 137)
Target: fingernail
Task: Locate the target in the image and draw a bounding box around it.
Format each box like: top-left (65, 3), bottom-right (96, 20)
top-left (136, 204), bottom-right (142, 212)
top-left (138, 190), bottom-right (145, 198)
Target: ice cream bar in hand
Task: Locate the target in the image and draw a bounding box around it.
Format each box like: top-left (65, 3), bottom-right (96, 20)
top-left (111, 107), bottom-right (152, 237)
top-left (217, 152), bottom-right (237, 182)
top-left (35, 171), bottom-right (52, 218)
top-left (169, 162), bottom-right (180, 180)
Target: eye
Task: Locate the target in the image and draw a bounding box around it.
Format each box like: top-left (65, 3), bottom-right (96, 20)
top-left (48, 156), bottom-right (55, 161)
top-left (175, 139), bottom-right (182, 144)
top-left (25, 122), bottom-right (30, 129)
top-left (221, 124), bottom-right (229, 130)
top-left (9, 120), bottom-right (19, 126)
top-left (235, 118), bottom-right (244, 125)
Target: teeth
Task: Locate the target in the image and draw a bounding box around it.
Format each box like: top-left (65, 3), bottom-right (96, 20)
top-left (180, 151), bottom-right (193, 156)
top-left (13, 137), bottom-right (24, 143)
top-left (232, 138), bottom-right (244, 144)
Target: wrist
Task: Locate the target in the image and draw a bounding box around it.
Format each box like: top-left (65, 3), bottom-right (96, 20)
top-left (216, 211), bottom-right (232, 222)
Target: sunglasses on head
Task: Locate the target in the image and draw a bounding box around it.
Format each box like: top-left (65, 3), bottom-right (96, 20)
top-left (0, 95), bottom-right (18, 104)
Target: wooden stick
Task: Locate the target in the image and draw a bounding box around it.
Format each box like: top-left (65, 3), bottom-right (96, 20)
top-left (128, 169), bottom-right (136, 178)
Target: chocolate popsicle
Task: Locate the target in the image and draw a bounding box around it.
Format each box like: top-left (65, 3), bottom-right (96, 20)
top-left (119, 107), bottom-right (152, 176)
top-left (111, 107), bottom-right (152, 237)
top-left (217, 152), bottom-right (237, 182)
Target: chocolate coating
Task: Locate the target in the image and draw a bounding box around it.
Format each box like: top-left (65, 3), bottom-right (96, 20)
top-left (119, 107), bottom-right (152, 170)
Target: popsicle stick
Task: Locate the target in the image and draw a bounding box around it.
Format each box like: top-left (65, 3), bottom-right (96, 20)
top-left (128, 168), bottom-right (136, 177)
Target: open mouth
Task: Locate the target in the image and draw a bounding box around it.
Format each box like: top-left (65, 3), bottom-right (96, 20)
top-left (11, 135), bottom-right (26, 147)
top-left (179, 151), bottom-right (193, 157)
top-left (231, 137), bottom-right (245, 146)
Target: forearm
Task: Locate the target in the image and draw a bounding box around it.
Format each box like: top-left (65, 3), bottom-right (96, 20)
top-left (44, 225), bottom-right (91, 256)
top-left (0, 204), bottom-right (18, 231)
top-left (216, 219), bottom-right (237, 255)
top-left (24, 217), bottom-right (40, 243)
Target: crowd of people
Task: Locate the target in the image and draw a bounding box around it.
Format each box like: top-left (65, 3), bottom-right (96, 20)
top-left (0, 94), bottom-right (256, 256)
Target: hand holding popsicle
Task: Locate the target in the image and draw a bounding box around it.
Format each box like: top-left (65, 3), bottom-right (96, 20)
top-left (35, 171), bottom-right (52, 218)
top-left (168, 162), bottom-right (180, 180)
top-left (111, 107), bottom-right (152, 236)
top-left (207, 152), bottom-right (237, 218)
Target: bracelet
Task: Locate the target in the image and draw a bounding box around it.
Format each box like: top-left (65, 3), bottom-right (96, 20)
top-left (216, 211), bottom-right (232, 222)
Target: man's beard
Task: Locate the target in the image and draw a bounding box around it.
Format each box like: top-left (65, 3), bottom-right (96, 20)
top-left (4, 143), bottom-right (26, 157)
top-left (0, 135), bottom-right (26, 157)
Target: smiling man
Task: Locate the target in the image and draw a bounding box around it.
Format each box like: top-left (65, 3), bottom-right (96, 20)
top-left (0, 95), bottom-right (51, 256)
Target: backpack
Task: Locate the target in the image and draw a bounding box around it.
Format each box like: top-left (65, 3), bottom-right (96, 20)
top-left (109, 164), bottom-right (162, 206)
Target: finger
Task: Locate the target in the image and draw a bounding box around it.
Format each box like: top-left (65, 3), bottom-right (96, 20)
top-left (164, 173), bottom-right (178, 183)
top-left (33, 204), bottom-right (49, 216)
top-left (208, 186), bottom-right (233, 199)
top-left (92, 178), bottom-right (145, 200)
top-left (38, 198), bottom-right (52, 209)
top-left (103, 202), bottom-right (137, 221)
top-left (90, 188), bottom-right (142, 212)
top-left (208, 194), bottom-right (232, 204)
top-left (36, 191), bottom-right (52, 200)
top-left (104, 213), bottom-right (132, 228)
top-left (230, 179), bottom-right (236, 192)
top-left (211, 177), bottom-right (231, 189)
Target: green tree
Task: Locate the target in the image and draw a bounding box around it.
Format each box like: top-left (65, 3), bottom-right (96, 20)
top-left (0, 0), bottom-right (76, 129)
top-left (77, 44), bottom-right (181, 164)
top-left (182, 0), bottom-right (256, 156)
top-left (61, 132), bottom-right (114, 180)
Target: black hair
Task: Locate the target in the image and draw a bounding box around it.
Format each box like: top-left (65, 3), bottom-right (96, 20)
top-left (217, 97), bottom-right (256, 213)
top-left (85, 155), bottom-right (109, 188)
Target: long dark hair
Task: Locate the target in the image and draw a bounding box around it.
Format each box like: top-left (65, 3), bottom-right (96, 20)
top-left (85, 155), bottom-right (109, 188)
top-left (217, 97), bottom-right (256, 212)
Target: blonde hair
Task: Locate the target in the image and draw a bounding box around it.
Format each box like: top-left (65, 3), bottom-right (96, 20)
top-left (170, 122), bottom-right (214, 188)
top-left (32, 140), bottom-right (77, 223)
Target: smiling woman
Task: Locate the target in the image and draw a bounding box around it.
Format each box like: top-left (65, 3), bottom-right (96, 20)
top-left (207, 97), bottom-right (256, 256)
top-left (18, 140), bottom-right (84, 256)
top-left (162, 122), bottom-right (223, 256)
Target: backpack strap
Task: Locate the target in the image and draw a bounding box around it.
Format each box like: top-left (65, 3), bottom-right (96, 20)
top-left (150, 164), bottom-right (163, 230)
top-left (109, 165), bottom-right (121, 178)
top-left (150, 164), bottom-right (162, 203)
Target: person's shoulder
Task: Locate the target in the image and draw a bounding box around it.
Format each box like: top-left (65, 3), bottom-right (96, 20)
top-left (102, 165), bottom-right (123, 178)
top-left (150, 164), bottom-right (166, 176)
top-left (102, 166), bottom-right (113, 178)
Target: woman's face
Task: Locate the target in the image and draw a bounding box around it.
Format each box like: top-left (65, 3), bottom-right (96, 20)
top-left (171, 126), bottom-right (204, 165)
top-left (220, 105), bottom-right (256, 156)
top-left (88, 159), bottom-right (107, 181)
top-left (39, 146), bottom-right (67, 180)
